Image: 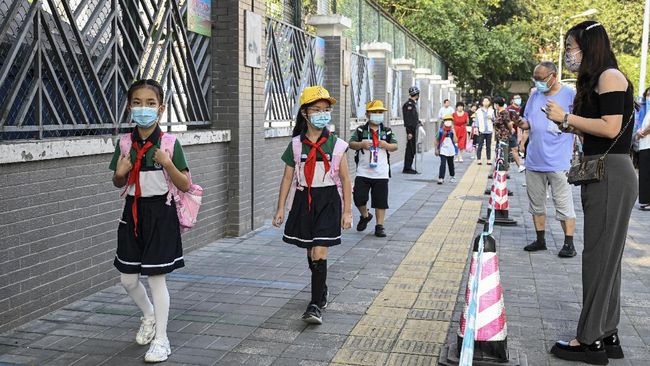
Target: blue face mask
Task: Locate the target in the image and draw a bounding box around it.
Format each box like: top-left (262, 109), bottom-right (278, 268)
top-left (309, 111), bottom-right (331, 129)
top-left (369, 113), bottom-right (384, 125)
top-left (130, 107), bottom-right (159, 128)
top-left (535, 80), bottom-right (550, 94)
top-left (513, 98), bottom-right (522, 106)
top-left (645, 99), bottom-right (650, 108)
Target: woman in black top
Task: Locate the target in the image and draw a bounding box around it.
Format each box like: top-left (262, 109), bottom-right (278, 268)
top-left (544, 21), bottom-right (637, 365)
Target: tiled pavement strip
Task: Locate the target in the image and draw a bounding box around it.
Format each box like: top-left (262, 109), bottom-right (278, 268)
top-left (1, 150), bottom-right (649, 365)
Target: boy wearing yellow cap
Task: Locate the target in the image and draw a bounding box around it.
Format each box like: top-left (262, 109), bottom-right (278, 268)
top-left (273, 86), bottom-right (353, 325)
top-left (435, 114), bottom-right (459, 185)
top-left (349, 100), bottom-right (398, 237)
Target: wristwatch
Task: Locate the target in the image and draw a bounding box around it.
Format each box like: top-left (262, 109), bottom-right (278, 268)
top-left (562, 113), bottom-right (570, 129)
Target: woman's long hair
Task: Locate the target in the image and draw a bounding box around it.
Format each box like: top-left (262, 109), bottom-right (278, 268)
top-left (566, 21), bottom-right (633, 114)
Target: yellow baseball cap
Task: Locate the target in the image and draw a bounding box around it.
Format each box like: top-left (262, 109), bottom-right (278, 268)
top-left (366, 100), bottom-right (388, 112)
top-left (443, 114), bottom-right (454, 121)
top-left (299, 86), bottom-right (337, 106)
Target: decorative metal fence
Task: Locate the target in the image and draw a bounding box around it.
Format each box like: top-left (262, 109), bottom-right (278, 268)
top-left (0, 0), bottom-right (211, 140)
top-left (350, 51), bottom-right (373, 119)
top-left (264, 17), bottom-right (324, 126)
top-left (390, 68), bottom-right (402, 119)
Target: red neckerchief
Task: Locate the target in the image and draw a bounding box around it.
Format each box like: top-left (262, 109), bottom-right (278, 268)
top-left (440, 126), bottom-right (453, 146)
top-left (371, 129), bottom-right (379, 149)
top-left (126, 138), bottom-right (155, 237)
top-left (301, 134), bottom-right (330, 210)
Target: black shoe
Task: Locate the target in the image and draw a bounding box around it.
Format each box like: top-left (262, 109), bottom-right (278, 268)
top-left (524, 240), bottom-right (547, 252)
top-left (402, 169), bottom-right (418, 174)
top-left (551, 339), bottom-right (608, 365)
top-left (319, 287), bottom-right (329, 309)
top-left (375, 225), bottom-right (386, 237)
top-left (558, 243), bottom-right (577, 258)
top-left (356, 213), bottom-right (373, 231)
top-left (603, 333), bottom-right (624, 359)
top-left (301, 304), bottom-right (322, 324)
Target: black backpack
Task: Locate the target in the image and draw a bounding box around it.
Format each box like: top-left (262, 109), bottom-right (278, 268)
top-left (354, 124), bottom-right (393, 178)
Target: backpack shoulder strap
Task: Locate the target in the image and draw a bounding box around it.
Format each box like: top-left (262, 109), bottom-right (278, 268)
top-left (160, 132), bottom-right (176, 156)
top-left (159, 133), bottom-right (179, 204)
top-left (119, 134), bottom-right (132, 157)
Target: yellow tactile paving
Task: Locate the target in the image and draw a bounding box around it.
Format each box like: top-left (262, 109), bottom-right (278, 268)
top-left (330, 162), bottom-right (489, 366)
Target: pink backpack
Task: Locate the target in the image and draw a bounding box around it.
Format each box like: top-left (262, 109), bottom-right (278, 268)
top-left (286, 135), bottom-right (348, 212)
top-left (118, 133), bottom-right (203, 233)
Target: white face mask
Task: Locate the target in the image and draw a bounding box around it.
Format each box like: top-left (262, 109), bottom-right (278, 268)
top-left (443, 121), bottom-right (452, 128)
top-left (368, 113), bottom-right (384, 125)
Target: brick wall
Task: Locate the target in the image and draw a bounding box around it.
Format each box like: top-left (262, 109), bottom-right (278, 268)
top-left (0, 141), bottom-right (229, 332)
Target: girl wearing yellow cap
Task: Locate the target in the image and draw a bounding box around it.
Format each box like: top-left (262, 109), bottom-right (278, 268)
top-left (272, 86), bottom-right (353, 324)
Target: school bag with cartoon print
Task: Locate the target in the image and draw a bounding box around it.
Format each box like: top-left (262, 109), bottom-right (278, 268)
top-left (286, 134), bottom-right (348, 214)
top-left (119, 133), bottom-right (203, 233)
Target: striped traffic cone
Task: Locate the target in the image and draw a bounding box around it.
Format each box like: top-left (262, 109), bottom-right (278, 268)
top-left (438, 230), bottom-right (525, 366)
top-left (479, 171), bottom-right (517, 226)
top-left (456, 232), bottom-right (507, 362)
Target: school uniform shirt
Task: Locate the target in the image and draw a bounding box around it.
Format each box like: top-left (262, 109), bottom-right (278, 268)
top-left (349, 124), bottom-right (397, 179)
top-left (281, 131), bottom-right (339, 187)
top-left (109, 127), bottom-right (189, 196)
top-left (436, 129), bottom-right (456, 157)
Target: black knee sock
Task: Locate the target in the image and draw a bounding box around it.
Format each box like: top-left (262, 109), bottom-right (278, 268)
top-left (310, 259), bottom-right (327, 306)
top-left (536, 230), bottom-right (545, 243)
top-left (564, 236), bottom-right (574, 246)
top-left (307, 255), bottom-right (313, 271)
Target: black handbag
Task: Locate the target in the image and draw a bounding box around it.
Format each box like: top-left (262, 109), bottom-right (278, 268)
top-left (567, 114), bottom-right (634, 186)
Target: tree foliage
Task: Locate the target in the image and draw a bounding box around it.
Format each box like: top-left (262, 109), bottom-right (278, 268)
top-left (376, 0), bottom-right (648, 96)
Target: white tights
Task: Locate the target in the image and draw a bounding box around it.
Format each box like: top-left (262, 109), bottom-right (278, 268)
top-left (120, 273), bottom-right (170, 341)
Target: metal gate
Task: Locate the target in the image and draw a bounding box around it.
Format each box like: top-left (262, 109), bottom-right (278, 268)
top-left (0, 0), bottom-right (211, 140)
top-left (264, 17), bottom-right (324, 127)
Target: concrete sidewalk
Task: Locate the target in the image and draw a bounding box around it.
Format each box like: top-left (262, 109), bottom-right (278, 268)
top-left (0, 151), bottom-right (484, 365)
top-left (1, 150), bottom-right (649, 366)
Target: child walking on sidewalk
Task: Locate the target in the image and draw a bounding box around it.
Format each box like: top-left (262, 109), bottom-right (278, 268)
top-left (435, 114), bottom-right (459, 185)
top-left (273, 86), bottom-right (353, 325)
top-left (109, 79), bottom-right (190, 363)
top-left (349, 100), bottom-right (398, 237)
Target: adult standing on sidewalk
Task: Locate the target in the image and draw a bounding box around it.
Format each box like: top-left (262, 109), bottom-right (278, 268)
top-left (349, 100), bottom-right (399, 237)
top-left (493, 96), bottom-right (526, 172)
top-left (452, 102), bottom-right (469, 162)
top-left (544, 21), bottom-right (637, 364)
top-left (402, 86), bottom-right (421, 174)
top-left (475, 97), bottom-right (495, 165)
top-left (517, 61), bottom-right (577, 257)
top-left (634, 87), bottom-right (650, 211)
top-left (437, 99), bottom-right (455, 120)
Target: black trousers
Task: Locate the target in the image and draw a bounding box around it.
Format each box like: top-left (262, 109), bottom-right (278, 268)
top-left (439, 155), bottom-right (455, 179)
top-left (404, 128), bottom-right (416, 170)
top-left (477, 133), bottom-right (492, 160)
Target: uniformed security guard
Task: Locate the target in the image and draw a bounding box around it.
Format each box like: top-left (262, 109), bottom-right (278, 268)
top-left (402, 86), bottom-right (421, 174)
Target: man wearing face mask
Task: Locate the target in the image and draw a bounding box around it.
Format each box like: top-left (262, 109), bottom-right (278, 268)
top-left (516, 61), bottom-right (578, 257)
top-left (402, 86), bottom-right (421, 174)
top-left (349, 100), bottom-right (399, 237)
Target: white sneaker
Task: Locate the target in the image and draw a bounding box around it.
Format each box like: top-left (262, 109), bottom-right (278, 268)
top-left (144, 338), bottom-right (171, 363)
top-left (136, 316), bottom-right (156, 345)
top-left (450, 177), bottom-right (457, 183)
top-left (518, 165), bottom-right (526, 173)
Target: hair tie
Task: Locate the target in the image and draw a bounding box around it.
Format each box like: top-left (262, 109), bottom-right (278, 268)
top-left (585, 23), bottom-right (602, 31)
